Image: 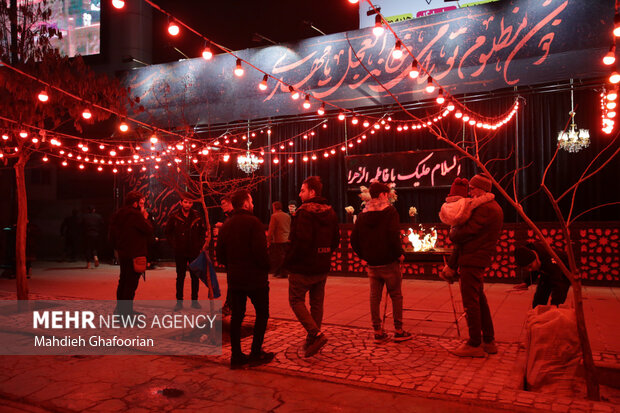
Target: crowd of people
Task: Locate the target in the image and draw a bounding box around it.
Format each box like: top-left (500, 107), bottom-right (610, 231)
top-left (109, 173), bottom-right (571, 369)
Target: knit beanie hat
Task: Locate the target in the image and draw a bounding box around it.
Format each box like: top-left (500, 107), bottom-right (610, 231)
top-left (514, 246), bottom-right (536, 267)
top-left (469, 174), bottom-right (492, 192)
top-left (448, 178), bottom-right (469, 198)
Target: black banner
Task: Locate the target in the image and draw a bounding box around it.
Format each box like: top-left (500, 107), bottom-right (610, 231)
top-left (346, 149), bottom-right (463, 189)
top-left (125, 0), bottom-right (613, 126)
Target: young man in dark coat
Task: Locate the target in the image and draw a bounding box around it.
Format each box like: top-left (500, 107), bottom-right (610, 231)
top-left (110, 191), bottom-right (153, 315)
top-left (82, 205), bottom-right (103, 269)
top-left (285, 176), bottom-right (340, 357)
top-left (351, 182), bottom-right (411, 342)
top-left (216, 189), bottom-right (274, 369)
top-left (165, 193), bottom-right (208, 311)
top-left (442, 174), bottom-right (503, 357)
top-left (514, 242), bottom-right (571, 308)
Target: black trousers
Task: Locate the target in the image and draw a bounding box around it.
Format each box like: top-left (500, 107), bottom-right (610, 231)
top-left (116, 257), bottom-right (141, 313)
top-left (229, 286), bottom-right (270, 358)
top-left (175, 255), bottom-right (199, 301)
top-left (532, 273), bottom-right (570, 307)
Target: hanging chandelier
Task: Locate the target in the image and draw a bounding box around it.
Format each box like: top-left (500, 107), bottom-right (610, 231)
top-left (557, 79), bottom-right (590, 153)
top-left (237, 151), bottom-right (261, 174)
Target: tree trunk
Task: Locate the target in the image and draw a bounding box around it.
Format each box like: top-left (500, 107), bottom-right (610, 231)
top-left (14, 154), bottom-right (29, 300)
top-left (572, 279), bottom-right (600, 400)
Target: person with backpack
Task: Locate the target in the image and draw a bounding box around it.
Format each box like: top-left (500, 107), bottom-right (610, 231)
top-left (284, 176), bottom-right (340, 358)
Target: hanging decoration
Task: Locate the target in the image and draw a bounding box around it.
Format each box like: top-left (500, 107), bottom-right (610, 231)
top-left (557, 79), bottom-right (590, 153)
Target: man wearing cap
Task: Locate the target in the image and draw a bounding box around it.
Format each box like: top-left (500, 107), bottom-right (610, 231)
top-left (351, 181), bottom-right (411, 343)
top-left (514, 242), bottom-right (571, 308)
top-left (442, 173), bottom-right (503, 357)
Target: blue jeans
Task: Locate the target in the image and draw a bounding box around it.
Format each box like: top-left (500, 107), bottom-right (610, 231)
top-left (367, 262), bottom-right (403, 331)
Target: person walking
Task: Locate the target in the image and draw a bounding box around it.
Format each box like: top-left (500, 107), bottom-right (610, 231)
top-left (514, 242), bottom-right (571, 308)
top-left (215, 195), bottom-right (234, 317)
top-left (285, 176), bottom-right (340, 358)
top-left (267, 201), bottom-right (291, 278)
top-left (216, 189), bottom-right (274, 369)
top-left (441, 174), bottom-right (503, 357)
top-left (82, 205), bottom-right (103, 269)
top-left (110, 191), bottom-right (153, 315)
top-left (351, 181), bottom-right (411, 343)
top-left (165, 193), bottom-right (208, 311)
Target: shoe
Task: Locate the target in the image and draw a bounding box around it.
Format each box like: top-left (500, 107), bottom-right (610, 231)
top-left (374, 331), bottom-right (390, 343)
top-left (451, 343), bottom-right (486, 358)
top-left (173, 301), bottom-right (183, 311)
top-left (230, 353), bottom-right (250, 370)
top-left (249, 351), bottom-right (275, 367)
top-left (304, 332), bottom-right (328, 358)
top-left (191, 301), bottom-right (202, 309)
top-left (482, 341), bottom-right (498, 354)
top-left (94, 256), bottom-right (99, 267)
top-left (393, 330), bottom-right (412, 342)
top-left (86, 262), bottom-right (91, 269)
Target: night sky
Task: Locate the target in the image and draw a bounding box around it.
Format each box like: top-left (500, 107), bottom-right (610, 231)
top-left (150, 0), bottom-right (360, 64)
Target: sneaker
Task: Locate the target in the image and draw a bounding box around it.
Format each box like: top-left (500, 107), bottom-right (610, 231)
top-left (94, 256), bottom-right (99, 267)
top-left (482, 341), bottom-right (498, 354)
top-left (191, 301), bottom-right (202, 309)
top-left (451, 343), bottom-right (486, 358)
top-left (374, 331), bottom-right (390, 343)
top-left (173, 301), bottom-right (183, 311)
top-left (304, 332), bottom-right (328, 358)
top-left (393, 330), bottom-right (412, 342)
top-left (230, 353), bottom-right (250, 370)
top-left (249, 351), bottom-right (275, 367)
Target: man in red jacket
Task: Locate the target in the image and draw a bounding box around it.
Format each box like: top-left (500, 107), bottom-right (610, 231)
top-left (216, 189), bottom-right (273, 369)
top-left (442, 174), bottom-right (503, 357)
top-left (285, 176), bottom-right (340, 358)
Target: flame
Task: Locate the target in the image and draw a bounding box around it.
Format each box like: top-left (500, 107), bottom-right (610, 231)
top-left (407, 227), bottom-right (437, 252)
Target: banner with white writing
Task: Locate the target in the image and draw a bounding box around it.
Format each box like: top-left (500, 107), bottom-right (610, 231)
top-left (346, 149), bottom-right (462, 189)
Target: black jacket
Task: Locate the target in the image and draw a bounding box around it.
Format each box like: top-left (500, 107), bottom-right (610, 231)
top-left (110, 206), bottom-right (153, 259)
top-left (165, 207), bottom-right (206, 258)
top-left (523, 241), bottom-right (571, 287)
top-left (216, 209), bottom-right (269, 290)
top-left (448, 195), bottom-right (503, 269)
top-left (284, 196), bottom-right (340, 275)
top-left (351, 203), bottom-right (403, 266)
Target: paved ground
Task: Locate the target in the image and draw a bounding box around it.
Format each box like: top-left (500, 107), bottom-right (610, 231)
top-left (1, 261), bottom-right (619, 412)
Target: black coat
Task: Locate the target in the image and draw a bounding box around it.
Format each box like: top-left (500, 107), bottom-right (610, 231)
top-left (165, 207), bottom-right (206, 258)
top-left (110, 206), bottom-right (153, 259)
top-left (284, 196), bottom-right (340, 275)
top-left (216, 209), bottom-right (269, 290)
top-left (351, 204), bottom-right (403, 266)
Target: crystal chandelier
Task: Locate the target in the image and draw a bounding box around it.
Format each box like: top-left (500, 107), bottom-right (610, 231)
top-left (237, 151), bottom-right (261, 174)
top-left (558, 79), bottom-right (590, 153)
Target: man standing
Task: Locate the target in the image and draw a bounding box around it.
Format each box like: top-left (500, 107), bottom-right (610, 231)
top-left (285, 176), bottom-right (339, 357)
top-left (216, 195), bottom-right (234, 316)
top-left (165, 193), bottom-right (207, 311)
top-left (216, 189), bottom-right (273, 369)
top-left (351, 182), bottom-right (411, 342)
top-left (514, 242), bottom-right (571, 308)
top-left (442, 174), bottom-right (503, 357)
top-left (82, 205), bottom-right (103, 269)
top-left (267, 201), bottom-right (291, 278)
top-left (110, 191), bottom-right (153, 315)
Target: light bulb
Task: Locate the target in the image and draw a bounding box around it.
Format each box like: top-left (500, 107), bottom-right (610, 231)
top-left (373, 15), bottom-right (384, 37)
top-left (38, 90), bottom-right (49, 102)
top-left (614, 13), bottom-right (620, 37)
top-left (202, 45), bottom-right (213, 60)
top-left (289, 86), bottom-right (299, 100)
top-left (351, 117), bottom-right (359, 125)
top-left (392, 41), bottom-right (403, 59)
top-left (348, 0), bottom-right (359, 3)
top-left (425, 78), bottom-right (435, 93)
top-left (168, 21), bottom-right (180, 36)
top-left (234, 59), bottom-right (244, 77)
top-left (610, 71), bottom-right (620, 84)
top-left (409, 61), bottom-right (419, 78)
top-left (258, 74), bottom-right (268, 91)
top-left (119, 122), bottom-right (129, 132)
top-left (150, 135), bottom-right (158, 144)
top-left (82, 109), bottom-right (92, 119)
top-left (603, 45), bottom-right (616, 65)
top-left (436, 90), bottom-right (445, 104)
top-left (338, 112), bottom-right (345, 121)
top-left (317, 103), bottom-right (325, 116)
top-left (112, 0), bottom-right (125, 9)
top-left (303, 95), bottom-right (311, 109)
top-left (608, 90), bottom-right (618, 101)
top-left (608, 101), bottom-right (617, 110)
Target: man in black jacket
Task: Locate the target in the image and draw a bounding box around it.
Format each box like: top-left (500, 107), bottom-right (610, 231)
top-left (514, 242), bottom-right (571, 308)
top-left (110, 191), bottom-right (153, 315)
top-left (285, 176), bottom-right (340, 358)
top-left (442, 174), bottom-right (503, 357)
top-left (165, 193), bottom-right (207, 311)
top-left (351, 182), bottom-right (411, 343)
top-left (216, 189), bottom-right (274, 369)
